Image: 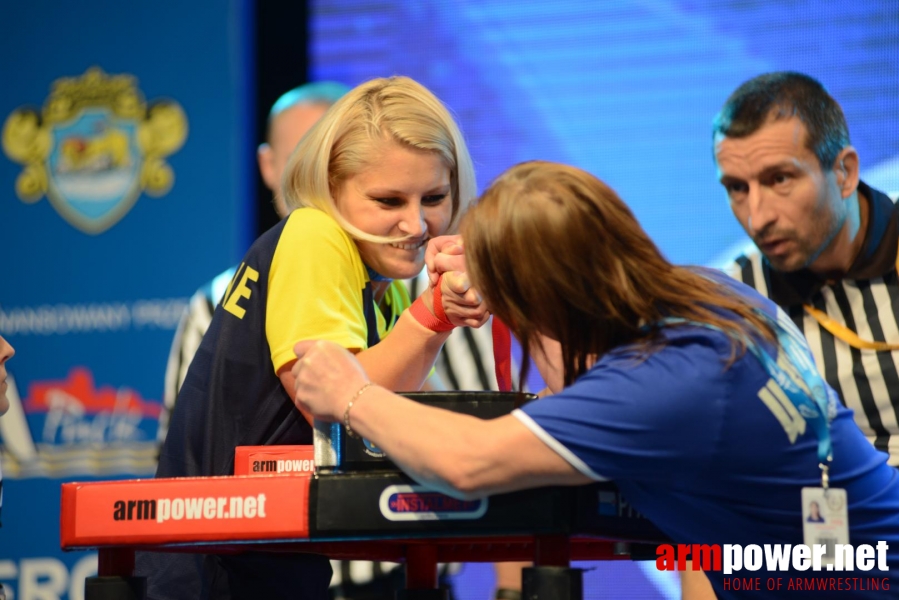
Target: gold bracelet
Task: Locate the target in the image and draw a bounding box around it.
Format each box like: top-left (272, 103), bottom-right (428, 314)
top-left (343, 382), bottom-right (373, 439)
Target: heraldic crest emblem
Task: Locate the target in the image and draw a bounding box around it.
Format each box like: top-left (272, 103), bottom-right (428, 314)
top-left (2, 66), bottom-right (188, 234)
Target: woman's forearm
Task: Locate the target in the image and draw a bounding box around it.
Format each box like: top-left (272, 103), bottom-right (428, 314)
top-left (346, 387), bottom-right (494, 498)
top-left (343, 387), bottom-right (587, 499)
top-left (355, 310), bottom-right (451, 391)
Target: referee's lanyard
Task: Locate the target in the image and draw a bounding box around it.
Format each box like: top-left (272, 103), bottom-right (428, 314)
top-left (661, 312), bottom-right (835, 485)
top-left (802, 248), bottom-right (899, 351)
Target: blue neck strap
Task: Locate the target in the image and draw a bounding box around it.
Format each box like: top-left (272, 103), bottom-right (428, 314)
top-left (658, 311), bottom-right (834, 466)
top-left (366, 265), bottom-right (392, 283)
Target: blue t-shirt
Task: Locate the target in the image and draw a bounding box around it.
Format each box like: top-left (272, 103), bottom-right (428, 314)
top-left (515, 271), bottom-right (899, 598)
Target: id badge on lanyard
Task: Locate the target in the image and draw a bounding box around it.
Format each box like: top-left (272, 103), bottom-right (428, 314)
top-left (750, 311), bottom-right (849, 564)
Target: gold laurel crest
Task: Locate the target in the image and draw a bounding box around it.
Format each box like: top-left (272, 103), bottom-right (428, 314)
top-left (139, 102), bottom-right (188, 196)
top-left (2, 66), bottom-right (188, 234)
top-left (2, 109), bottom-right (53, 201)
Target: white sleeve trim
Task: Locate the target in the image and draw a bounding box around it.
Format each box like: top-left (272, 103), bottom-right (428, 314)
top-left (512, 409), bottom-right (608, 481)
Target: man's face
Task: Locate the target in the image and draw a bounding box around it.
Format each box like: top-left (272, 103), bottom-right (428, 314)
top-left (259, 103), bottom-right (330, 218)
top-left (714, 117), bottom-right (847, 273)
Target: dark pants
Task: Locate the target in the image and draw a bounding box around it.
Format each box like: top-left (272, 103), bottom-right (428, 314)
top-left (329, 564), bottom-right (456, 600)
top-left (136, 550), bottom-right (332, 600)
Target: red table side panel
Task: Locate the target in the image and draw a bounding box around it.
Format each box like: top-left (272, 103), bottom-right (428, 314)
top-left (61, 475), bottom-right (312, 549)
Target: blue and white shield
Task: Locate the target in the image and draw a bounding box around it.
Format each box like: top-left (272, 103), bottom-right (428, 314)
top-left (46, 108), bottom-right (142, 234)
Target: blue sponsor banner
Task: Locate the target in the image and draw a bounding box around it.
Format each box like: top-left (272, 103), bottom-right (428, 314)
top-left (0, 1), bottom-right (254, 597)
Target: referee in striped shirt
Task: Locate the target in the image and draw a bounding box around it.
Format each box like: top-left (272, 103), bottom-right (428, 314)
top-left (714, 72), bottom-right (899, 466)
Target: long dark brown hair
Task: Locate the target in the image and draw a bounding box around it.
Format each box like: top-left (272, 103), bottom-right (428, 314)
top-left (462, 161), bottom-right (775, 388)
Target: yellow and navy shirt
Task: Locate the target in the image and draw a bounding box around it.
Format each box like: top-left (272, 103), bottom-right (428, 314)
top-left (157, 208), bottom-right (409, 479)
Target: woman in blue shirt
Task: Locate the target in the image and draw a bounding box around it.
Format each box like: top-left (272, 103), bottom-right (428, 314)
top-left (291, 161), bottom-right (899, 599)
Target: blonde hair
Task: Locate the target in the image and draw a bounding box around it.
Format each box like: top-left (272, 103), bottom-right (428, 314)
top-left (462, 161), bottom-right (775, 387)
top-left (282, 76), bottom-right (476, 242)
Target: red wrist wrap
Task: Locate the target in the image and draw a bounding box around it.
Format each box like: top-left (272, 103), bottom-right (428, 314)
top-left (409, 274), bottom-right (456, 332)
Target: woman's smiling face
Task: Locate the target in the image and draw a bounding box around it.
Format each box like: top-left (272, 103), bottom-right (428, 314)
top-left (335, 140), bottom-right (453, 280)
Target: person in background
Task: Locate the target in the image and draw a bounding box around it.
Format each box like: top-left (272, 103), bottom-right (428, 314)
top-left (290, 160), bottom-right (899, 600)
top-left (0, 335), bottom-right (15, 518)
top-left (0, 334), bottom-right (15, 600)
top-left (683, 72), bottom-right (899, 598)
top-left (718, 72), bottom-right (899, 466)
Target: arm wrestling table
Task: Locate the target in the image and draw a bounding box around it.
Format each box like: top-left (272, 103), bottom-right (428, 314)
top-left (60, 392), bottom-right (668, 600)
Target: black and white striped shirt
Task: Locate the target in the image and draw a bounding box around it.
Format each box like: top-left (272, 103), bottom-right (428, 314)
top-left (407, 273), bottom-right (520, 392)
top-left (725, 181), bottom-right (899, 466)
